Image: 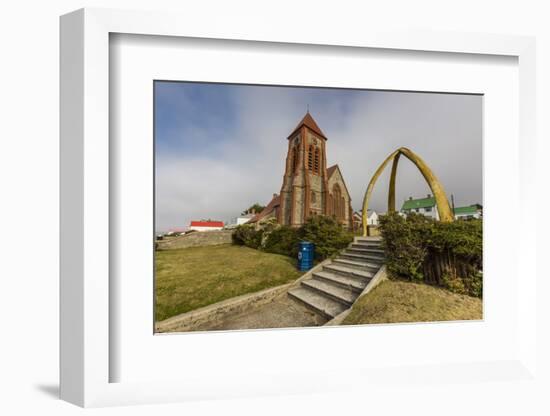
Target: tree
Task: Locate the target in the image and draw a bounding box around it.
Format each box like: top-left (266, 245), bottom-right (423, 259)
top-left (242, 203), bottom-right (265, 215)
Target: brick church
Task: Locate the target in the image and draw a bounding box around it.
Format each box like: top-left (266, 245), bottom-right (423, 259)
top-left (250, 112), bottom-right (353, 229)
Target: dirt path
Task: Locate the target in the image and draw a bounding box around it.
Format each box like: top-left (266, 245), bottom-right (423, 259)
top-left (190, 293), bottom-right (327, 332)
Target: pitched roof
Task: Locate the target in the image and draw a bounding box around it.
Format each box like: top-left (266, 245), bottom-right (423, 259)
top-left (190, 220), bottom-right (224, 227)
top-left (248, 194), bottom-right (281, 223)
top-left (454, 205), bottom-right (481, 215)
top-left (327, 164), bottom-right (338, 178)
top-left (287, 112), bottom-right (327, 140)
top-left (326, 164), bottom-right (352, 203)
top-left (401, 197), bottom-right (436, 210)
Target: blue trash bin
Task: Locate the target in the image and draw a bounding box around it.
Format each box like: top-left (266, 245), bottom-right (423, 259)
top-left (298, 241), bottom-right (314, 271)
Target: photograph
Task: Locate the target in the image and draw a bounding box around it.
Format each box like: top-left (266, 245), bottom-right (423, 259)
top-left (5, 0), bottom-right (541, 412)
top-left (153, 81), bottom-right (483, 333)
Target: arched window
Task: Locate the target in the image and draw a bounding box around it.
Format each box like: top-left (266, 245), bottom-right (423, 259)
top-left (311, 191), bottom-right (316, 204)
top-left (307, 145), bottom-right (314, 171)
top-left (292, 145), bottom-right (299, 173)
top-left (314, 147), bottom-right (320, 173)
top-left (332, 184), bottom-right (342, 220)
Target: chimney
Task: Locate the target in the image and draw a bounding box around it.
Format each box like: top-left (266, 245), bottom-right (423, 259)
top-left (251, 208), bottom-right (256, 214)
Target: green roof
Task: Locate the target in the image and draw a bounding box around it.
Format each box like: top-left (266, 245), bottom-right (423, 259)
top-left (401, 197), bottom-right (436, 211)
top-left (453, 205), bottom-right (480, 215)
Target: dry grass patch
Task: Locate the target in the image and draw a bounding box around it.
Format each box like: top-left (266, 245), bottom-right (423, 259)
top-left (343, 279), bottom-right (482, 325)
top-left (155, 244), bottom-right (301, 321)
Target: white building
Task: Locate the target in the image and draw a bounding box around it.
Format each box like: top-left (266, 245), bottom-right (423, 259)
top-left (353, 209), bottom-right (379, 230)
top-left (401, 196), bottom-right (483, 221)
top-left (454, 204), bottom-right (482, 220)
top-left (366, 210), bottom-right (379, 226)
top-left (236, 213), bottom-right (255, 225)
top-left (401, 195), bottom-right (439, 220)
top-left (224, 213), bottom-right (256, 229)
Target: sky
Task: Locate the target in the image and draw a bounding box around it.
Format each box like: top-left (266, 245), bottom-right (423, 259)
top-left (155, 81), bottom-right (482, 232)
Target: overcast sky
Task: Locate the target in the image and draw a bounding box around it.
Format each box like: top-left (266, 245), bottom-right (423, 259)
top-left (155, 81), bottom-right (482, 232)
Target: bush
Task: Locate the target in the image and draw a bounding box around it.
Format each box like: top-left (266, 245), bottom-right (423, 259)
top-left (232, 224), bottom-right (263, 249)
top-left (297, 216), bottom-right (354, 260)
top-left (263, 225), bottom-right (300, 257)
top-left (379, 212), bottom-right (483, 298)
top-left (378, 213), bottom-right (430, 281)
top-left (232, 216), bottom-right (353, 262)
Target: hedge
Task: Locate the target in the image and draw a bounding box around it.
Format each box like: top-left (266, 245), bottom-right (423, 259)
top-left (298, 216), bottom-right (354, 260)
top-left (232, 216), bottom-right (353, 261)
top-left (378, 212), bottom-right (482, 298)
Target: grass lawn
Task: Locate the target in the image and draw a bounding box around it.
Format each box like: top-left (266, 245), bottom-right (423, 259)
top-left (343, 279), bottom-right (482, 325)
top-left (155, 244), bottom-right (301, 322)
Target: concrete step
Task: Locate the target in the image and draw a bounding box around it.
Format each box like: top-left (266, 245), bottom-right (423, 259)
top-left (351, 243), bottom-right (383, 251)
top-left (312, 271), bottom-right (368, 293)
top-left (302, 279), bottom-right (357, 307)
top-left (354, 236), bottom-right (382, 244)
top-left (323, 263), bottom-right (375, 279)
top-left (339, 252), bottom-right (385, 263)
top-left (288, 287), bottom-right (348, 319)
top-left (332, 258), bottom-right (382, 274)
top-left (346, 244), bottom-right (385, 256)
top-left (353, 238), bottom-right (382, 244)
top-left (346, 247), bottom-right (385, 256)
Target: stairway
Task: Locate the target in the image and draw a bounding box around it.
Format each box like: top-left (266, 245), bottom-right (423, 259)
top-left (288, 236), bottom-right (385, 320)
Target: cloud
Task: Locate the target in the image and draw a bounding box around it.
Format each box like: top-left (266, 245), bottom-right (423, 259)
top-left (155, 84), bottom-right (482, 232)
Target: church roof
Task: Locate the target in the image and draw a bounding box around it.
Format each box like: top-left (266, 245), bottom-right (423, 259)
top-left (287, 112), bottom-right (327, 140)
top-left (248, 194), bottom-right (281, 223)
top-left (327, 164), bottom-right (352, 201)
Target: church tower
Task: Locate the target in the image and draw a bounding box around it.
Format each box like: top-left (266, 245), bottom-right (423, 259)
top-left (248, 112), bottom-right (352, 229)
top-left (278, 112), bottom-right (332, 227)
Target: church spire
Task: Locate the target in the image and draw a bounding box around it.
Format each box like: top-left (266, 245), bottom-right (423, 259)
top-left (287, 111), bottom-right (327, 140)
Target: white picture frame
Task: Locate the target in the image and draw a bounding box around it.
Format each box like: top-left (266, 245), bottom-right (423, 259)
top-left (60, 8), bottom-right (538, 408)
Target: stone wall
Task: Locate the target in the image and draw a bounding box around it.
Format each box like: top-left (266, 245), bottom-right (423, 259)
top-left (156, 230), bottom-right (234, 250)
top-left (155, 283), bottom-right (292, 333)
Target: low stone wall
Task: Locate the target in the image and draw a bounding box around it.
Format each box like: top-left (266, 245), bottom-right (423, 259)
top-left (156, 230), bottom-right (234, 250)
top-left (155, 259), bottom-right (331, 333)
top-left (155, 283), bottom-right (292, 333)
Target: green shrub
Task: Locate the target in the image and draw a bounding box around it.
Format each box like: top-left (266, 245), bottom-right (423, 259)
top-left (378, 213), bottom-right (430, 281)
top-left (297, 216), bottom-right (354, 260)
top-left (232, 224), bottom-right (263, 249)
top-left (263, 225), bottom-right (300, 257)
top-left (379, 212), bottom-right (483, 298)
top-left (232, 216), bottom-right (353, 262)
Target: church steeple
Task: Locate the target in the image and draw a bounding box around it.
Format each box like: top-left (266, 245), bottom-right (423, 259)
top-left (287, 112), bottom-right (328, 141)
top-left (278, 112), bottom-right (332, 227)
top-left (277, 112), bottom-right (352, 229)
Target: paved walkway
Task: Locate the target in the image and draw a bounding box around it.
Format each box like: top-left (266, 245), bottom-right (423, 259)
top-left (191, 293), bottom-right (327, 332)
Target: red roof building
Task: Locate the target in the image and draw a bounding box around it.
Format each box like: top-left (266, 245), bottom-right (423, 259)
top-left (189, 221), bottom-right (224, 228)
top-left (248, 194), bottom-right (281, 225)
